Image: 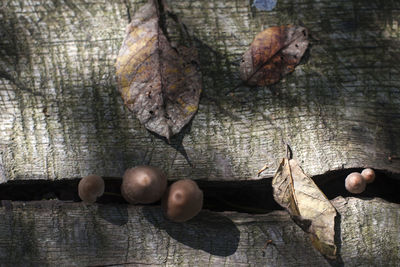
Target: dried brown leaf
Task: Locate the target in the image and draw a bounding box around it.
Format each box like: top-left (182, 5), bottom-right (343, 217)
top-left (272, 158), bottom-right (337, 259)
top-left (240, 25), bottom-right (309, 86)
top-left (115, 0), bottom-right (201, 140)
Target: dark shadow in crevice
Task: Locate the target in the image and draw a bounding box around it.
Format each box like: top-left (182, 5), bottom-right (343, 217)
top-left (0, 179), bottom-right (81, 202)
top-left (197, 179), bottom-right (282, 213)
top-left (0, 168), bottom-right (398, 214)
top-left (313, 168), bottom-right (400, 204)
top-left (325, 212), bottom-right (344, 267)
top-left (142, 206), bottom-right (240, 257)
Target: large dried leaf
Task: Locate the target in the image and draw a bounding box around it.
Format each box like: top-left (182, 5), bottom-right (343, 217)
top-left (272, 158), bottom-right (337, 258)
top-left (115, 0), bottom-right (201, 140)
top-left (240, 25), bottom-right (309, 86)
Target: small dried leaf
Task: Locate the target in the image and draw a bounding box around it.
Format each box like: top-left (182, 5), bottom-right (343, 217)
top-left (240, 25), bottom-right (309, 86)
top-left (272, 158), bottom-right (337, 259)
top-left (115, 0), bottom-right (201, 140)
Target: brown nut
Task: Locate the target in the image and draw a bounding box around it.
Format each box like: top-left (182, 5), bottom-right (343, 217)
top-left (162, 179), bottom-right (203, 222)
top-left (345, 172), bottom-right (366, 194)
top-left (121, 166), bottom-right (167, 204)
top-left (78, 175), bottom-right (105, 204)
top-left (361, 168), bottom-right (375, 184)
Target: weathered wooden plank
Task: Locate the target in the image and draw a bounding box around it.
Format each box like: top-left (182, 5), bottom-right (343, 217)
top-left (0, 197), bottom-right (398, 266)
top-left (1, 0), bottom-right (399, 182)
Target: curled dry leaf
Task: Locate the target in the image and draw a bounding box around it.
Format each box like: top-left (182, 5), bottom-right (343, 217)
top-left (272, 158), bottom-right (337, 259)
top-left (115, 0), bottom-right (202, 140)
top-left (240, 25), bottom-right (309, 86)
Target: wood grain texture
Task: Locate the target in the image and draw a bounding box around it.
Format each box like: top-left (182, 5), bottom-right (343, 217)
top-left (1, 0), bottom-right (399, 182)
top-left (0, 197), bottom-right (398, 266)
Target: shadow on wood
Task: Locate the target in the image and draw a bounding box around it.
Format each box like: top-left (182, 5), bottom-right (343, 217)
top-left (97, 204), bottom-right (129, 226)
top-left (142, 206), bottom-right (240, 256)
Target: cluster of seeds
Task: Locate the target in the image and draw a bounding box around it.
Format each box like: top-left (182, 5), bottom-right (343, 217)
top-left (345, 168), bottom-right (376, 194)
top-left (78, 166), bottom-right (203, 222)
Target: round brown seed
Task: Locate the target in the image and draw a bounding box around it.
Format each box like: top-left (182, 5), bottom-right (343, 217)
top-left (121, 166), bottom-right (167, 204)
top-left (162, 179), bottom-right (203, 222)
top-left (361, 168), bottom-right (375, 184)
top-left (78, 175), bottom-right (105, 204)
top-left (345, 172), bottom-right (366, 194)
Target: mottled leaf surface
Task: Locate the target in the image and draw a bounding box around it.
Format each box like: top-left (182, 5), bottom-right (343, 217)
top-left (272, 158), bottom-right (337, 258)
top-left (240, 25), bottom-right (309, 86)
top-left (115, 0), bottom-right (201, 140)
